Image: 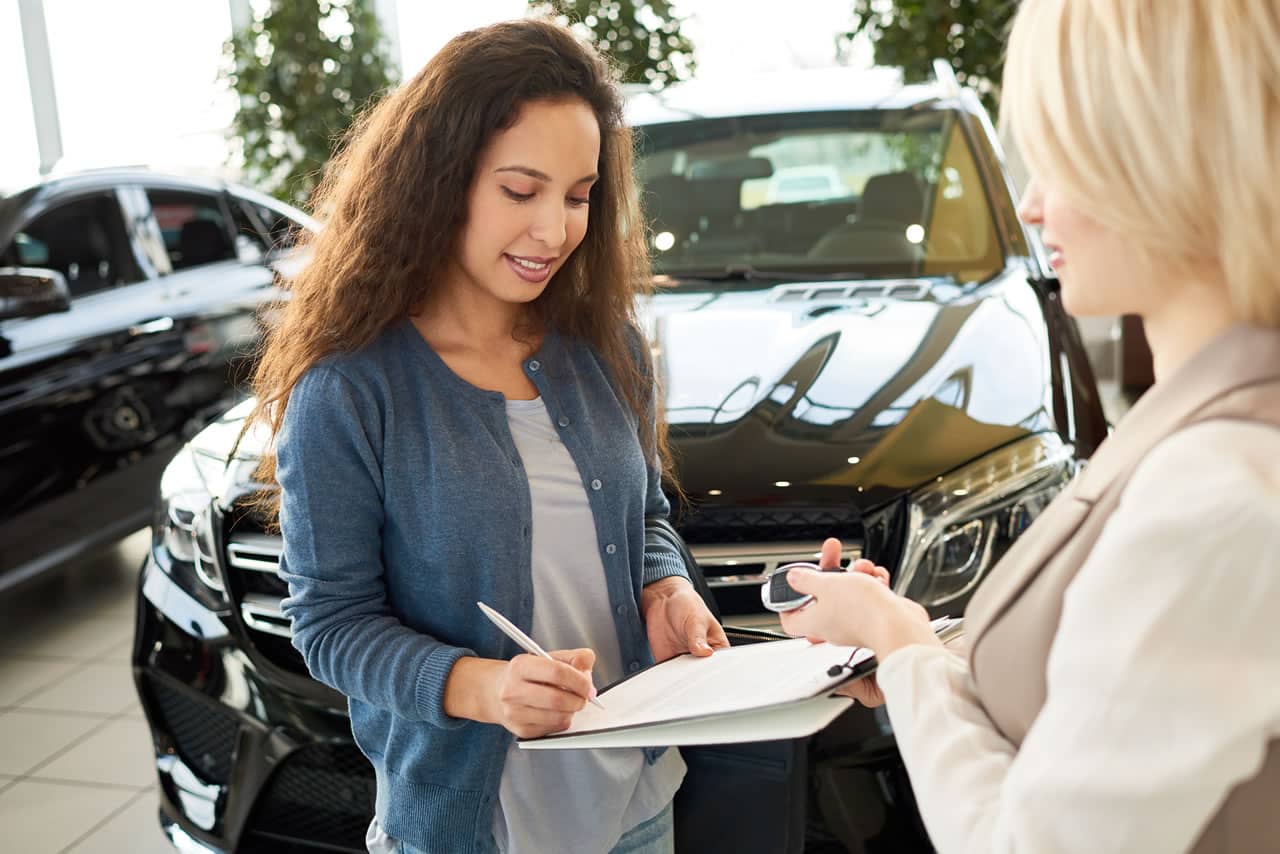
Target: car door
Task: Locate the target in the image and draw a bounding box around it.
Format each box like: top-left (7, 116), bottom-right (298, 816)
top-left (123, 185), bottom-right (282, 419)
top-left (0, 187), bottom-right (178, 560)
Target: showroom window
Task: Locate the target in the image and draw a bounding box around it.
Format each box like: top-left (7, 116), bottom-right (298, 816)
top-left (2, 194), bottom-right (142, 298)
top-left (146, 189), bottom-right (237, 270)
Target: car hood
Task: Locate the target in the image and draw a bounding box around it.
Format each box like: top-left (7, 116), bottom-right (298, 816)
top-left (194, 271), bottom-right (1059, 513)
top-left (647, 272), bottom-right (1059, 514)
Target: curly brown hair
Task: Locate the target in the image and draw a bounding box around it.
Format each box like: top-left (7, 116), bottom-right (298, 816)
top-left (241, 19), bottom-right (674, 513)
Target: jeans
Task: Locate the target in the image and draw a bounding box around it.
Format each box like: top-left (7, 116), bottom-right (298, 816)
top-left (607, 803), bottom-right (674, 854)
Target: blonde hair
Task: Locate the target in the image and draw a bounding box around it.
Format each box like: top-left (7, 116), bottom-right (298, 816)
top-left (1001, 0), bottom-right (1280, 327)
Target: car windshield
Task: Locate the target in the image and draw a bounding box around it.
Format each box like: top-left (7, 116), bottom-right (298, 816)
top-left (636, 109), bottom-right (1004, 282)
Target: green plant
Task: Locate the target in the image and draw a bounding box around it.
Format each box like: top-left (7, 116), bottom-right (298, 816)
top-left (528, 0), bottom-right (695, 88)
top-left (841, 0), bottom-right (1019, 113)
top-left (222, 0), bottom-right (396, 205)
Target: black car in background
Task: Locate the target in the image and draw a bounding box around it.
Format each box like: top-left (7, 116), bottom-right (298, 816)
top-left (0, 170), bottom-right (312, 593)
top-left (134, 65), bottom-right (1108, 853)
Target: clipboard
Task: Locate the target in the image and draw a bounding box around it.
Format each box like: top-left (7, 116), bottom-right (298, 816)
top-left (519, 617), bottom-right (962, 750)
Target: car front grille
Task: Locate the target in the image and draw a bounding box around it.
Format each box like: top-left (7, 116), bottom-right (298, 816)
top-left (678, 503), bottom-right (863, 546)
top-left (221, 503), bottom-right (861, 627)
top-left (676, 505), bottom-right (863, 617)
top-left (241, 742), bottom-right (375, 853)
top-left (691, 540), bottom-right (863, 618)
top-left (227, 531), bottom-right (288, 595)
top-left (144, 675), bottom-right (239, 786)
top-left (222, 523), bottom-right (310, 676)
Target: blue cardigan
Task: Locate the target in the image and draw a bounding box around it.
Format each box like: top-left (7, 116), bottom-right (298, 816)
top-left (277, 318), bottom-right (688, 853)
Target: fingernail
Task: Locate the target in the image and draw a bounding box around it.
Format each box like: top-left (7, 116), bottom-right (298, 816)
top-left (589, 686), bottom-right (598, 699)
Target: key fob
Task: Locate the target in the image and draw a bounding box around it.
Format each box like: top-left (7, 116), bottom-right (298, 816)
top-left (761, 562), bottom-right (842, 612)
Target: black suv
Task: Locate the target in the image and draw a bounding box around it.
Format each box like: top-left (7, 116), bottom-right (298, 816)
top-left (0, 169), bottom-right (312, 593)
top-left (133, 66), bottom-right (1107, 853)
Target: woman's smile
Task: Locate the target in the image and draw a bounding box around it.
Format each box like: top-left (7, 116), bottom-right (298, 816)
top-left (504, 253), bottom-right (555, 283)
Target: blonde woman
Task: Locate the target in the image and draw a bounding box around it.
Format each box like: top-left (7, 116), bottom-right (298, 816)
top-left (781, 1), bottom-right (1280, 851)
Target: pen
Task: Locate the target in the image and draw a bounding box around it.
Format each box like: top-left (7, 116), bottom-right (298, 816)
top-left (477, 601), bottom-right (606, 710)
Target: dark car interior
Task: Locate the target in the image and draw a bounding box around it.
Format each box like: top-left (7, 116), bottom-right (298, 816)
top-left (637, 109), bottom-right (1002, 281)
top-left (147, 190), bottom-right (239, 270)
top-left (177, 218), bottom-right (235, 268)
top-left (644, 165), bottom-right (926, 270)
top-left (807, 171), bottom-right (927, 264)
top-left (3, 193), bottom-right (143, 298)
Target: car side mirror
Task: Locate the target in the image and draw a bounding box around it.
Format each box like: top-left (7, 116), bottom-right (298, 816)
top-left (0, 267), bottom-right (72, 321)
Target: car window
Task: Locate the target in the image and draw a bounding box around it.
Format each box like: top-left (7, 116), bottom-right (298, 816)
top-left (229, 198), bottom-right (270, 258)
top-left (146, 189), bottom-right (236, 270)
top-left (250, 202), bottom-right (303, 251)
top-left (637, 109), bottom-right (1003, 282)
top-left (1, 193), bottom-right (142, 298)
top-left (781, 176), bottom-right (833, 193)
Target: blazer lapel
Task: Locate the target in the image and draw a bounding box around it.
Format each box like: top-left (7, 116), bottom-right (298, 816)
top-left (963, 478), bottom-right (1092, 642)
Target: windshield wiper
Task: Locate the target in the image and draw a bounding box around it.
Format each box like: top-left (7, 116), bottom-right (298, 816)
top-left (657, 263), bottom-right (863, 283)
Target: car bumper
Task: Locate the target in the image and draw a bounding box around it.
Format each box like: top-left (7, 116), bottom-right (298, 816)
top-left (133, 554), bottom-right (375, 854)
top-left (160, 813), bottom-right (228, 854)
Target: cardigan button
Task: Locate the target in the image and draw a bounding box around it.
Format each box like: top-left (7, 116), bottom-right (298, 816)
top-left (605, 543), bottom-right (617, 555)
top-left (628, 660), bottom-right (641, 673)
top-left (615, 604), bottom-right (627, 616)
top-left (590, 478), bottom-right (602, 490)
top-left (527, 359), bottom-right (541, 372)
top-left (557, 415), bottom-right (571, 428)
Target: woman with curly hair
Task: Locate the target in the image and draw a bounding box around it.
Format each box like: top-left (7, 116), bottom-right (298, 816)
top-left (246, 19), bottom-right (725, 854)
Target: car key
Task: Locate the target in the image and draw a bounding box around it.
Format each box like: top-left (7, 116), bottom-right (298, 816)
top-left (761, 562), bottom-right (845, 612)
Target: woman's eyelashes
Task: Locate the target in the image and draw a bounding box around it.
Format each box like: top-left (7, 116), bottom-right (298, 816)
top-left (500, 186), bottom-right (590, 207)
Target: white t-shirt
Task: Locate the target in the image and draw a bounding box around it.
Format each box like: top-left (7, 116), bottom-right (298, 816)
top-left (491, 397), bottom-right (684, 854)
top-left (368, 397), bottom-right (684, 854)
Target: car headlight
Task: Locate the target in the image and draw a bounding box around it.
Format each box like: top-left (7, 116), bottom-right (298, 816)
top-left (153, 446), bottom-right (230, 612)
top-left (895, 434), bottom-right (1076, 608)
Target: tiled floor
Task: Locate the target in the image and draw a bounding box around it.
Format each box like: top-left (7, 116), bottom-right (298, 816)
top-left (0, 529), bottom-right (174, 854)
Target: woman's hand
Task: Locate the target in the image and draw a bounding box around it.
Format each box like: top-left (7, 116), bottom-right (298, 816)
top-left (492, 648), bottom-right (599, 738)
top-left (798, 539), bottom-right (891, 707)
top-left (641, 576), bottom-right (730, 662)
top-left (780, 538), bottom-right (939, 690)
top-left (446, 649), bottom-right (598, 738)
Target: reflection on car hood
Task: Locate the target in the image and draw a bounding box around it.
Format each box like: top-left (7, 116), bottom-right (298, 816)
top-left (195, 272), bottom-right (1059, 513)
top-left (190, 397), bottom-right (267, 462)
top-left (649, 272), bottom-right (1058, 512)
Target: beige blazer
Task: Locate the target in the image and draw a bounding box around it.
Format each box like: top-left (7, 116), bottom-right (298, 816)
top-left (965, 324), bottom-right (1280, 852)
